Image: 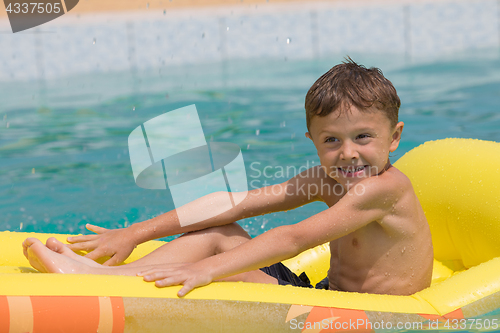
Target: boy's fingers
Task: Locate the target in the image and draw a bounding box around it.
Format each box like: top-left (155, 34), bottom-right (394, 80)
top-left (67, 234), bottom-right (98, 244)
top-left (84, 248), bottom-right (108, 261)
top-left (66, 225), bottom-right (108, 244)
top-left (141, 270), bottom-right (169, 281)
top-left (177, 284), bottom-right (194, 297)
top-left (67, 240), bottom-right (97, 252)
top-left (137, 270), bottom-right (151, 277)
top-left (138, 264), bottom-right (192, 279)
top-left (152, 276), bottom-right (196, 296)
top-left (154, 275), bottom-right (184, 287)
top-left (102, 254), bottom-right (122, 266)
top-left (85, 224), bottom-right (109, 234)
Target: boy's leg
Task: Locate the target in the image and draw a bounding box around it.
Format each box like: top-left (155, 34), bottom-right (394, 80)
top-left (124, 222), bottom-right (253, 267)
top-left (23, 223), bottom-right (278, 284)
top-left (122, 223), bottom-right (278, 283)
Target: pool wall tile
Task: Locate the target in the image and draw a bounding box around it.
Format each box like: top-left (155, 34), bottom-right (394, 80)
top-left (1, 0), bottom-right (499, 81)
top-left (409, 0), bottom-right (498, 58)
top-left (318, 5), bottom-right (407, 56)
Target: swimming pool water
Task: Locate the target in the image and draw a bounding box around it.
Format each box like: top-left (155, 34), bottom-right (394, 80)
top-left (1, 52), bottom-right (500, 239)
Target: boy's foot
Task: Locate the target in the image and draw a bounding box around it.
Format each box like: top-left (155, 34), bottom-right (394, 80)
top-left (22, 238), bottom-right (91, 274)
top-left (44, 237), bottom-right (101, 268)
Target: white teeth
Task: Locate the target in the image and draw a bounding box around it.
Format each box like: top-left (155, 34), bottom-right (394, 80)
top-left (340, 166), bottom-right (365, 172)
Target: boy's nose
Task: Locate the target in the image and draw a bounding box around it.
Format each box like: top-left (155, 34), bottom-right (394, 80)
top-left (340, 142), bottom-right (359, 160)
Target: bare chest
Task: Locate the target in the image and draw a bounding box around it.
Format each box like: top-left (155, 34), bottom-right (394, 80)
top-left (328, 222), bottom-right (396, 288)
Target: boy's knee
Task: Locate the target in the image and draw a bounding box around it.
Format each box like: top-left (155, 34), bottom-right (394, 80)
top-left (206, 223), bottom-right (247, 238)
top-left (182, 223), bottom-right (245, 238)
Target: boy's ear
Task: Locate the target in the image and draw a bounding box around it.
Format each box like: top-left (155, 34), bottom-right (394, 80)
top-left (305, 132), bottom-right (313, 141)
top-left (389, 122), bottom-right (404, 152)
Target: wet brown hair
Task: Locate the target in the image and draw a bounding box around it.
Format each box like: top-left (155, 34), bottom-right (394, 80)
top-left (305, 57), bottom-right (401, 131)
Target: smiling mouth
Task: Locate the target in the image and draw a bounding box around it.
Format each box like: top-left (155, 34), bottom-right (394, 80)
top-left (338, 165), bottom-right (368, 174)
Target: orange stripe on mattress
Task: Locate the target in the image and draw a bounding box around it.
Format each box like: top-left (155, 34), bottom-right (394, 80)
top-left (0, 296), bottom-right (10, 333)
top-left (286, 304), bottom-right (314, 322)
top-left (98, 297), bottom-right (113, 333)
top-left (7, 296), bottom-right (33, 333)
top-left (419, 308), bottom-right (464, 321)
top-left (31, 296), bottom-right (99, 332)
top-left (110, 297), bottom-right (125, 333)
top-left (443, 308), bottom-right (464, 320)
top-left (304, 306), bottom-right (372, 333)
top-left (0, 296), bottom-right (10, 332)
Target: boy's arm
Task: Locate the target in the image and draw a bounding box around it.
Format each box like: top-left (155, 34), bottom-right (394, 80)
top-left (67, 167), bottom-right (324, 265)
top-left (139, 177), bottom-right (397, 296)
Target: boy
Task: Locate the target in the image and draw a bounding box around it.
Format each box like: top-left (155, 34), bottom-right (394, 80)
top-left (23, 59), bottom-right (434, 297)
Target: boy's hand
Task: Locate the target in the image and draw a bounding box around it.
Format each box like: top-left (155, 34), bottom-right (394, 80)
top-left (138, 263), bottom-right (213, 297)
top-left (66, 224), bottom-right (137, 266)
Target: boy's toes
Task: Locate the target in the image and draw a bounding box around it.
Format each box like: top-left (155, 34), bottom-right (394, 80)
top-left (46, 237), bottom-right (66, 254)
top-left (22, 241), bottom-right (28, 258)
top-left (22, 238), bottom-right (41, 258)
top-left (23, 237), bottom-right (40, 247)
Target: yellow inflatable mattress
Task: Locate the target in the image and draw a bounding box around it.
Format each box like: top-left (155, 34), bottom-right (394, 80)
top-left (1, 138), bottom-right (500, 332)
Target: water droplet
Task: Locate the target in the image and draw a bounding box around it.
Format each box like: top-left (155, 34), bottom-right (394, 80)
top-left (19, 222), bottom-right (23, 230)
top-left (401, 246), bottom-right (406, 254)
top-left (132, 106), bottom-right (135, 111)
top-left (163, 9), bottom-right (166, 14)
top-left (286, 38), bottom-right (291, 44)
top-left (93, 38), bottom-right (96, 44)
top-left (256, 129), bottom-right (260, 136)
top-left (247, 144), bottom-right (250, 149)
top-left (226, 26), bottom-right (229, 31)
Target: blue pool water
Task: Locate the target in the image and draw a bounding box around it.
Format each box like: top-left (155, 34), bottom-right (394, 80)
top-left (1, 53), bottom-right (500, 239)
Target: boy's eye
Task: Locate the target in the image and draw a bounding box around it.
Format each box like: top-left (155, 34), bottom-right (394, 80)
top-left (357, 134), bottom-right (370, 140)
top-left (325, 137), bottom-right (339, 143)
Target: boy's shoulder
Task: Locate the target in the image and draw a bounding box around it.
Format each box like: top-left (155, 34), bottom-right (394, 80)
top-left (294, 165), bottom-right (415, 210)
top-left (364, 165), bottom-right (412, 191)
top-left (352, 165), bottom-right (414, 211)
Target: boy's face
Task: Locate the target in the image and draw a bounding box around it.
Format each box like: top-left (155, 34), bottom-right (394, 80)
top-left (306, 105), bottom-right (404, 190)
